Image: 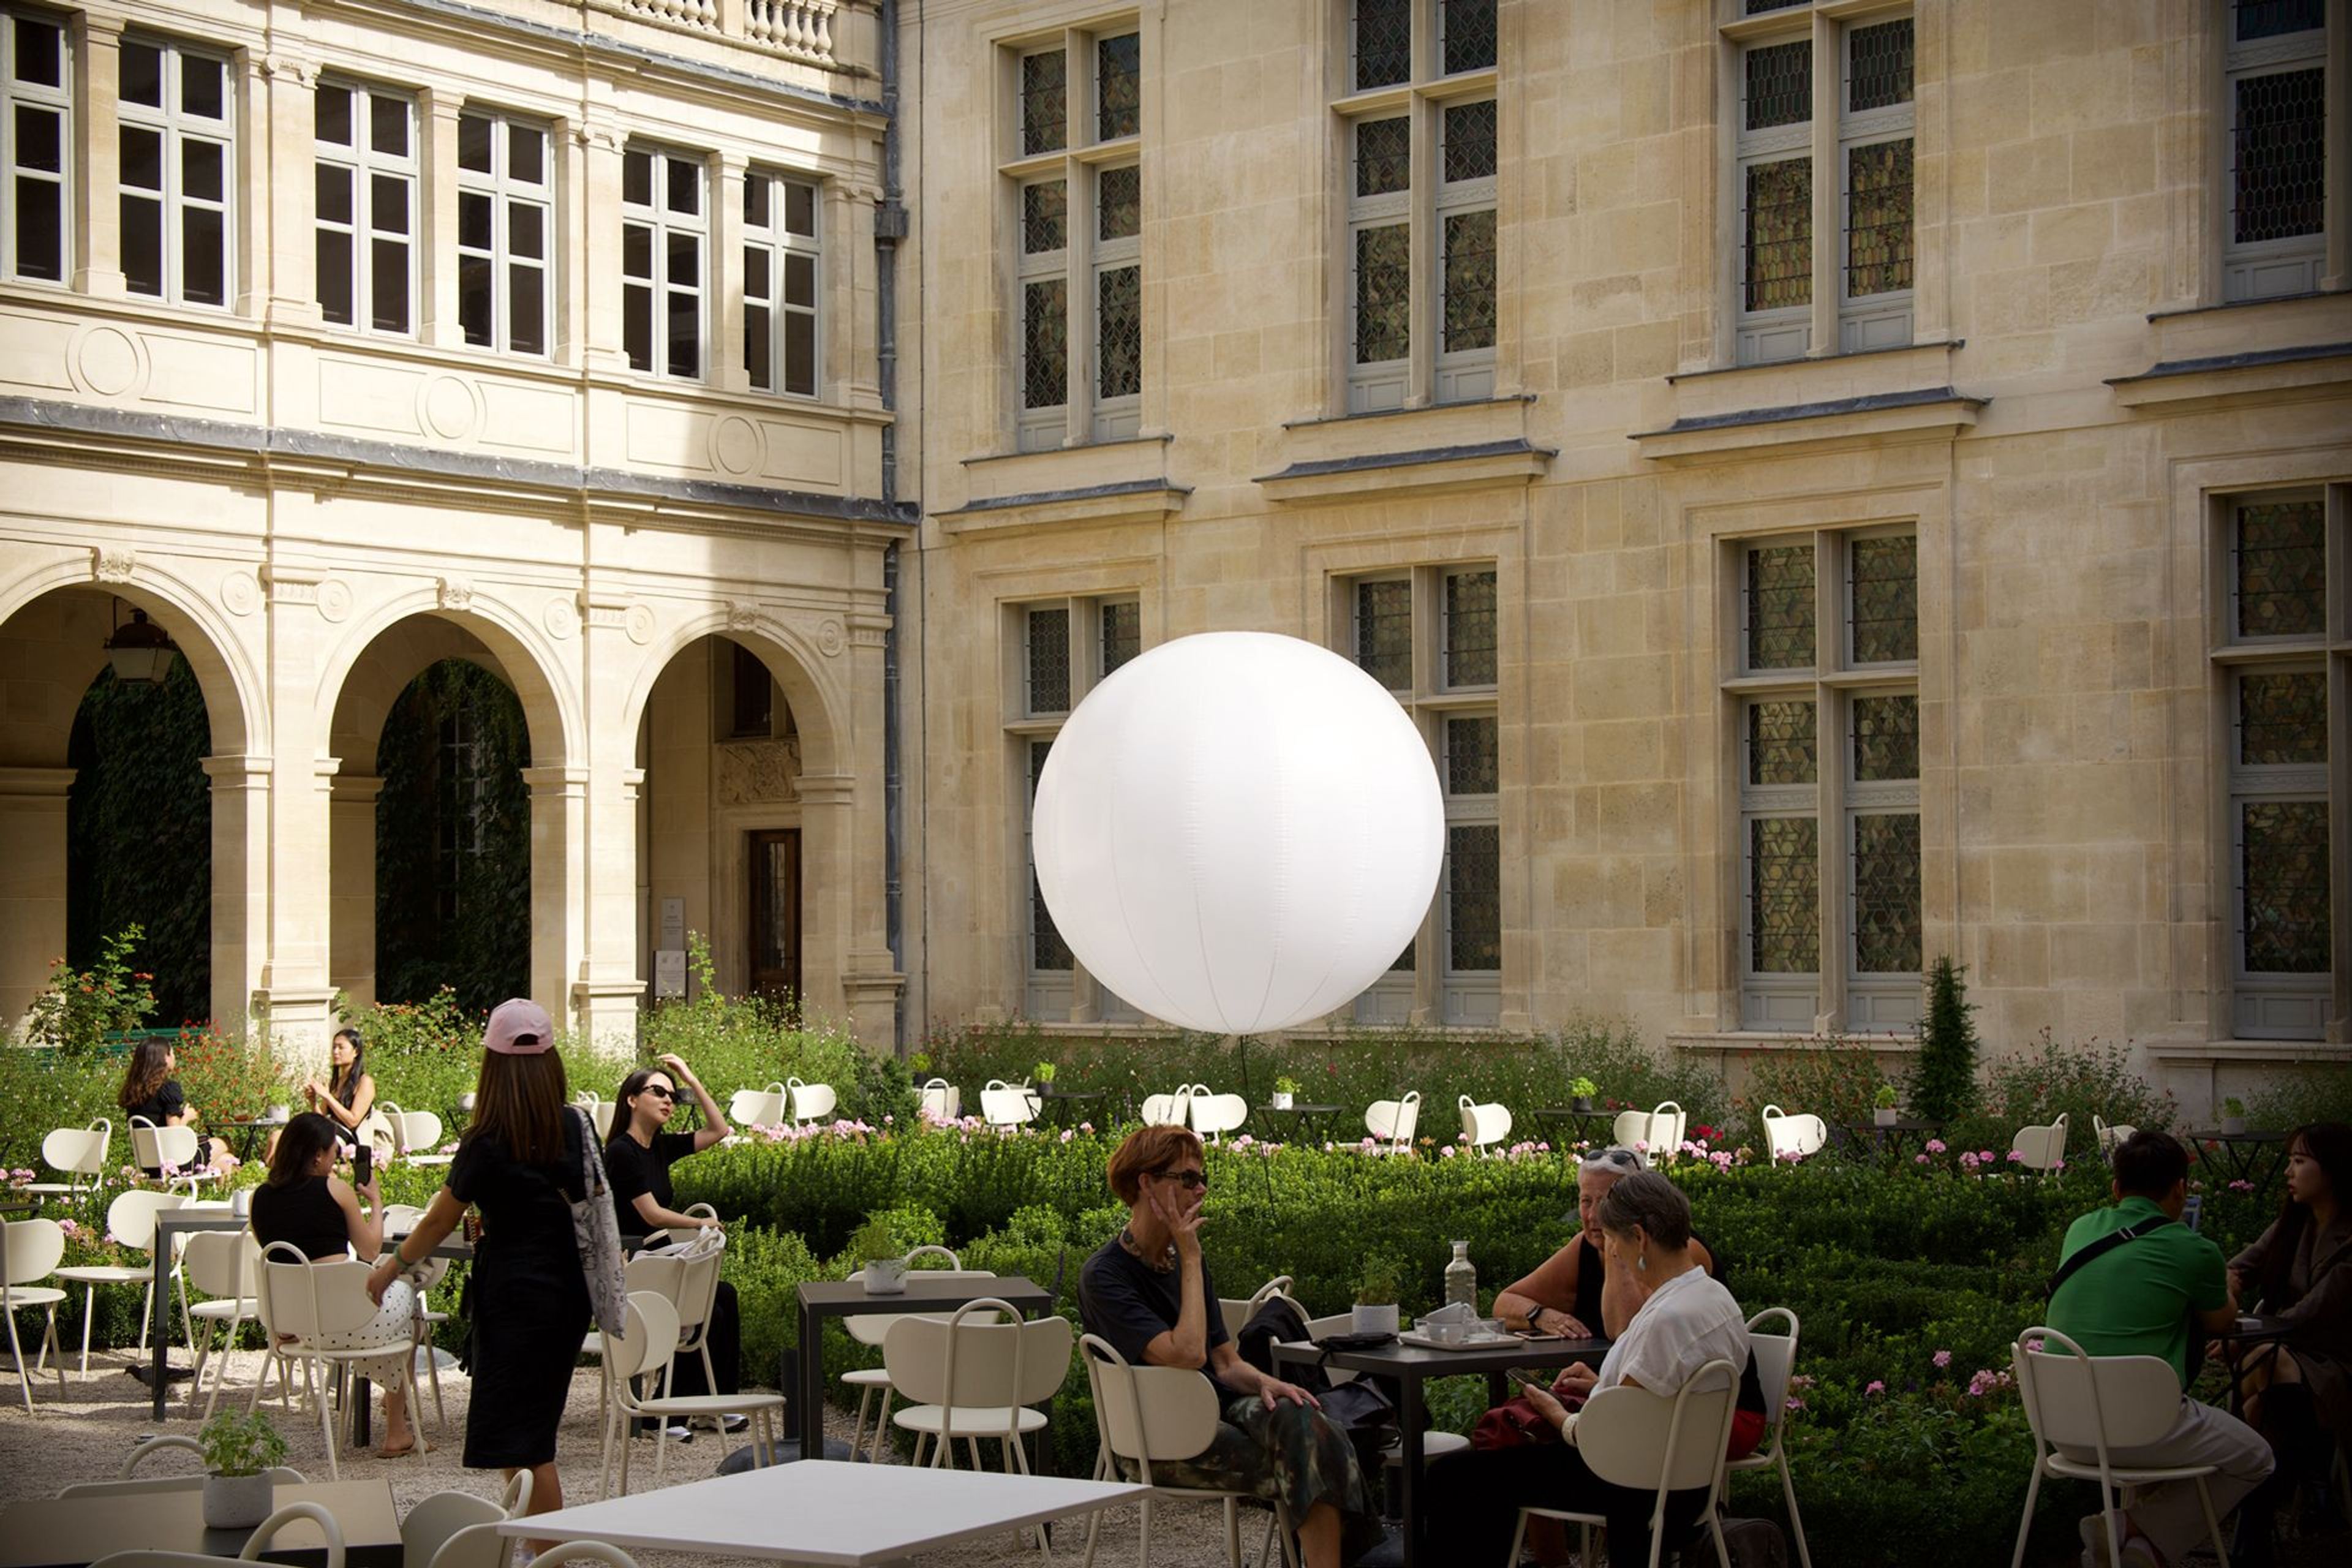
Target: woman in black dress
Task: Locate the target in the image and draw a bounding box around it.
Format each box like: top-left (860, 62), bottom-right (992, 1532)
top-left (606, 1053), bottom-right (741, 1429)
top-left (368, 1000), bottom-right (589, 1540)
top-left (117, 1038), bottom-right (232, 1174)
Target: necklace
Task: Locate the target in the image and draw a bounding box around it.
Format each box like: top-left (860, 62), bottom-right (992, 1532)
top-left (1119, 1226), bottom-right (1178, 1273)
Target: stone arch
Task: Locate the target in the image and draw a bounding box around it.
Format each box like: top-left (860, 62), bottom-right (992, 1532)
top-left (316, 589), bottom-right (580, 772)
top-left (620, 611), bottom-right (845, 778)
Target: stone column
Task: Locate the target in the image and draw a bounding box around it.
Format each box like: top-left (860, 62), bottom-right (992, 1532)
top-left (837, 618), bottom-right (904, 1046)
top-left (202, 755), bottom-right (270, 1035)
top-left (421, 92), bottom-right (464, 348)
top-left (575, 587), bottom-right (649, 1050)
top-left (70, 13), bottom-right (124, 297)
top-left (0, 767), bottom-right (74, 1035)
top-left (714, 153), bottom-right (750, 394)
top-left (258, 53), bottom-right (320, 325)
top-left (522, 764), bottom-right (589, 1029)
top-left (575, 121), bottom-right (628, 372)
top-left (328, 774), bottom-right (382, 1012)
top-left (795, 767), bottom-right (854, 1028)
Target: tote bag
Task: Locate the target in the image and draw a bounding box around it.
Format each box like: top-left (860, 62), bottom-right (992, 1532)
top-left (569, 1108), bottom-right (630, 1334)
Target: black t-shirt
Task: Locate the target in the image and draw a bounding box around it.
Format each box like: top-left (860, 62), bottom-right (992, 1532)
top-left (1078, 1234), bottom-right (1242, 1401)
top-left (251, 1175), bottom-right (351, 1262)
top-left (604, 1130), bottom-right (695, 1240)
top-left (448, 1112), bottom-right (588, 1274)
top-left (123, 1079), bottom-right (187, 1128)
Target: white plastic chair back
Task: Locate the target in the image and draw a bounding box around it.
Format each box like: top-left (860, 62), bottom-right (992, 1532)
top-left (1649, 1100), bottom-right (1687, 1155)
top-left (882, 1298), bottom-right (1075, 1431)
top-left (785, 1077), bottom-right (837, 1124)
top-left (85, 1502), bottom-right (346, 1568)
top-left (1190, 1092), bottom-right (1249, 1143)
top-left (103, 1188), bottom-right (187, 1253)
top-left (255, 1243), bottom-right (382, 1343)
top-left (389, 1108), bottom-right (443, 1157)
top-left (1218, 1275), bottom-right (1295, 1339)
top-left (2092, 1115), bottom-right (2137, 1156)
top-left (2014, 1327), bottom-right (2184, 1453)
top-left (1365, 1091), bottom-right (1420, 1150)
top-left (1743, 1308), bottom-right (1800, 1450)
top-left (569, 1096), bottom-right (614, 1140)
top-left (1760, 1105), bottom-right (1828, 1159)
top-left (627, 1243), bottom-right (723, 1348)
top-left (39, 1121), bottom-right (111, 1188)
top-left (845, 1254), bottom-right (990, 1348)
top-left (1141, 1088), bottom-right (1194, 1128)
top-left (918, 1079), bottom-right (961, 1121)
top-left (1079, 1333), bottom-right (1222, 1481)
top-left (1576, 1357), bottom-right (1740, 1493)
top-left (181, 1230), bottom-right (257, 1302)
top-left (1458, 1096), bottom-right (1512, 1149)
top-left (527, 1545), bottom-right (642, 1568)
top-left (606, 1291), bottom-right (685, 1390)
top-left (4, 1217), bottom-right (66, 1287)
top-left (980, 1079), bottom-right (1039, 1127)
top-left (420, 1524), bottom-right (508, 1568)
top-left (129, 1118), bottom-right (199, 1175)
top-left (2010, 1113), bottom-right (2069, 1170)
top-left (399, 1490), bottom-right (505, 1568)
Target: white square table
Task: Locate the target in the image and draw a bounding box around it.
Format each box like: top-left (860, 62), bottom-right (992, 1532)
top-left (496, 1459), bottom-right (1147, 1565)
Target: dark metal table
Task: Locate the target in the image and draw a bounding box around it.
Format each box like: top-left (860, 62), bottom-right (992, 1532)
top-left (1840, 1117), bottom-right (1945, 1160)
top-left (213, 1114), bottom-right (288, 1163)
top-left (1256, 1102), bottom-right (1345, 1144)
top-left (793, 1275), bottom-right (1055, 1469)
top-left (0, 1479), bottom-right (401, 1568)
top-left (1272, 1333), bottom-right (1608, 1568)
top-left (1032, 1087), bottom-right (1106, 1127)
top-left (2206, 1314), bottom-right (2293, 1419)
top-left (2186, 1129), bottom-right (2290, 1189)
top-left (1532, 1107), bottom-right (1610, 1150)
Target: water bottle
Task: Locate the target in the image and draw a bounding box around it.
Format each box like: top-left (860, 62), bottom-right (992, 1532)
top-left (1445, 1240), bottom-right (1477, 1312)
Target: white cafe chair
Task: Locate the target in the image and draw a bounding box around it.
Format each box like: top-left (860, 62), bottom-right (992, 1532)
top-left (918, 1078), bottom-right (962, 1121)
top-left (1080, 1333), bottom-right (1298, 1568)
top-left (179, 1229), bottom-right (264, 1418)
top-left (785, 1076), bottom-right (838, 1125)
top-left (25, 1118), bottom-right (111, 1200)
top-left (1140, 1087), bottom-right (1197, 1128)
top-left (1729, 1308), bottom-right (1813, 1568)
top-left (252, 1241), bottom-right (420, 1480)
top-left (53, 1188), bottom-right (188, 1373)
top-left (2009, 1326), bottom-right (2233, 1568)
top-left (841, 1247), bottom-right (995, 1463)
top-left (981, 1079), bottom-right (1041, 1128)
top-left (1507, 1358), bottom-right (1739, 1568)
top-left (59, 1434), bottom-right (306, 1496)
top-left (2010, 1112), bottom-right (2070, 1172)
top-left (887, 1300), bottom-right (1076, 1554)
top-left (1218, 1273), bottom-right (1295, 1340)
top-left (379, 1102), bottom-right (448, 1166)
top-left (382, 1203), bottom-right (453, 1432)
top-left (88, 1501), bottom-right (346, 1568)
top-left (1760, 1104), bottom-right (1828, 1161)
top-left (2093, 1114), bottom-right (2138, 1158)
top-left (1190, 1091), bottom-right (1250, 1145)
top-left (399, 1471), bottom-right (532, 1568)
top-left (1364, 1090), bottom-right (1421, 1155)
top-left (727, 1082), bottom-right (791, 1131)
top-left (129, 1117), bottom-right (221, 1194)
top-left (1459, 1095), bottom-right (1513, 1152)
top-left (2, 1216), bottom-right (68, 1411)
top-left (600, 1291), bottom-right (786, 1496)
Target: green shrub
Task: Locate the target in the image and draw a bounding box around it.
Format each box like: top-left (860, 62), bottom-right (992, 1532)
top-left (23, 926), bottom-right (160, 1055)
top-left (1913, 956), bottom-right (1980, 1123)
top-left (1731, 1036), bottom-right (1885, 1144)
top-left (1954, 1031), bottom-right (2177, 1155)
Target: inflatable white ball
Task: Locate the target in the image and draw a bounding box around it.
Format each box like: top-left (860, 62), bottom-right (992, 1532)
top-left (1031, 631), bottom-right (1446, 1035)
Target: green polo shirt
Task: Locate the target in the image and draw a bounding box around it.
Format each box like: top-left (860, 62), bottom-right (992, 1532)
top-left (2045, 1196), bottom-right (2228, 1387)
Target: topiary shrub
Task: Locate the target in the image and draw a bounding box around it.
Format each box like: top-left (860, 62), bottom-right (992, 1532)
top-left (1910, 956), bottom-right (1980, 1125)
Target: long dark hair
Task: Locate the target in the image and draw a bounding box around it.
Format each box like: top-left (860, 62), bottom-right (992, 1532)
top-left (614, 1066), bottom-right (673, 1138)
top-left (268, 1112), bottom-right (341, 1188)
top-left (2260, 1121), bottom-right (2352, 1306)
top-left (118, 1038), bottom-right (172, 1112)
top-left (466, 1049), bottom-right (570, 1165)
top-left (329, 1028), bottom-right (367, 1106)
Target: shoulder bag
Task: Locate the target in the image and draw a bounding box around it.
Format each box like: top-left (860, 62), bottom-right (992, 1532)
top-left (569, 1108), bottom-right (630, 1333)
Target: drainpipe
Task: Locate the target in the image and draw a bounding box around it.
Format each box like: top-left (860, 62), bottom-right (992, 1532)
top-left (876, 0), bottom-right (908, 1046)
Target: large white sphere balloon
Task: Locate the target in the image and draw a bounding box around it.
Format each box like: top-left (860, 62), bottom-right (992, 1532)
top-left (1032, 631), bottom-right (1445, 1035)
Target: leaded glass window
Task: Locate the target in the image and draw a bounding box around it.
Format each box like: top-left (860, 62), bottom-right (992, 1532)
top-left (1030, 739), bottom-right (1072, 971)
top-left (1745, 40), bottom-right (1810, 131)
top-left (1021, 50), bottom-right (1066, 156)
top-left (1098, 266), bottom-right (1140, 399)
top-left (1745, 160), bottom-right (1812, 312)
top-left (1101, 601), bottom-right (1140, 675)
top-left (1024, 608), bottom-right (1070, 715)
top-left (1355, 579), bottom-right (1413, 690)
top-left (1852, 694), bottom-right (1919, 783)
top-left (1357, 116), bottom-right (1410, 198)
top-left (1022, 279), bottom-right (1066, 410)
top-left (1847, 19), bottom-right (1913, 113)
top-left (1851, 813), bottom-right (1923, 973)
top-left (1444, 570), bottom-right (1498, 687)
top-left (1354, 0), bottom-right (1412, 92)
top-left (2233, 69), bottom-right (2326, 244)
top-left (1355, 224), bottom-right (1412, 365)
top-left (1442, 0), bottom-right (1497, 75)
top-left (1442, 100), bottom-right (1498, 183)
top-left (1849, 535), bottom-right (1918, 664)
top-left (1745, 544), bottom-right (1815, 671)
top-left (1447, 824), bottom-right (1501, 971)
top-left (1096, 32), bottom-right (1139, 141)
top-left (2235, 497), bottom-right (2326, 639)
top-left (2239, 669), bottom-right (2328, 766)
top-left (2243, 801), bottom-right (2331, 973)
top-left (1749, 818), bottom-right (1820, 974)
top-left (1845, 139), bottom-right (1913, 299)
top-left (1747, 699), bottom-right (1817, 786)
top-left (1441, 210), bottom-right (1497, 355)
top-left (1446, 715), bottom-right (1499, 796)
top-left (1098, 165), bottom-right (1139, 243)
top-left (1023, 179), bottom-right (1066, 254)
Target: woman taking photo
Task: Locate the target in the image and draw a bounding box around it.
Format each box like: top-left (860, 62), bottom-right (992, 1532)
top-left (117, 1037), bottom-right (232, 1175)
top-left (266, 1028), bottom-right (376, 1163)
top-left (251, 1112), bottom-right (420, 1457)
top-left (606, 1054), bottom-right (743, 1422)
top-left (368, 1000), bottom-right (589, 1541)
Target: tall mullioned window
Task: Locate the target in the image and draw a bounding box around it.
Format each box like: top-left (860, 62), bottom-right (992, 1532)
top-left (1339, 0), bottom-right (1498, 412)
top-left (744, 170), bottom-right (820, 397)
top-left (456, 111), bottom-right (551, 357)
top-left (622, 144), bottom-right (706, 380)
top-left (315, 82), bottom-right (417, 336)
top-left (119, 36), bottom-right (232, 307)
top-left (1344, 564), bottom-right (1502, 1026)
top-left (1004, 25), bottom-right (1143, 451)
top-left (2223, 1), bottom-right (2328, 301)
top-left (1731, 529), bottom-right (1921, 1032)
top-left (1730, 5), bottom-right (1913, 364)
top-left (2, 9), bottom-right (70, 284)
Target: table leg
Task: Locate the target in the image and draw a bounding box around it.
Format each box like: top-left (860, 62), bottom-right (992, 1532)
top-left (797, 1299), bottom-right (821, 1463)
top-left (149, 1234), bottom-right (170, 1420)
top-left (1398, 1375), bottom-right (1425, 1568)
top-left (353, 1371), bottom-right (372, 1448)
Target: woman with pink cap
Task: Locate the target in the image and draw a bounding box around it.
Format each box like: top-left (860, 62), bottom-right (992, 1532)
top-left (368, 999), bottom-right (589, 1544)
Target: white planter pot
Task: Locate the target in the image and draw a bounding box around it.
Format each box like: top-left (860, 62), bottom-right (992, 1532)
top-left (202, 1472), bottom-right (274, 1529)
top-left (862, 1258), bottom-right (908, 1295)
top-left (1874, 1108), bottom-right (1898, 1126)
top-left (1272, 1093), bottom-right (1294, 1110)
top-left (1351, 1304), bottom-right (1400, 1336)
top-left (2221, 1117), bottom-right (2247, 1136)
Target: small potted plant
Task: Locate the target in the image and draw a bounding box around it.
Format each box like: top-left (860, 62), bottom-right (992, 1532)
top-left (1568, 1076), bottom-right (1598, 1114)
top-left (1034, 1061), bottom-right (1057, 1089)
top-left (1272, 1075), bottom-right (1300, 1111)
top-left (2220, 1097), bottom-right (2248, 1136)
top-left (1874, 1084), bottom-right (1900, 1127)
top-left (852, 1216), bottom-right (909, 1295)
top-left (908, 1050), bottom-right (932, 1077)
top-left (1352, 1256), bottom-right (1403, 1336)
top-left (198, 1408), bottom-right (286, 1528)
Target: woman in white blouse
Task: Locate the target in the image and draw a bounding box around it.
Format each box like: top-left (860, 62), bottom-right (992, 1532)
top-left (1429, 1172), bottom-right (1764, 1564)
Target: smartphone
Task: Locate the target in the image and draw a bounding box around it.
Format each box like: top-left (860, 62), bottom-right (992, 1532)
top-left (1507, 1367), bottom-right (1556, 1394)
top-left (353, 1144), bottom-right (373, 1184)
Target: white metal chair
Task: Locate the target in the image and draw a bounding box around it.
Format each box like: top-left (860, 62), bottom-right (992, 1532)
top-left (727, 1082), bottom-right (790, 1130)
top-left (1760, 1105), bottom-right (1828, 1161)
top-left (571, 1095), bottom-right (615, 1140)
top-left (1364, 1090), bottom-right (1421, 1154)
top-left (1191, 1091), bottom-right (1250, 1145)
top-left (1459, 1095), bottom-right (1513, 1152)
top-left (379, 1103), bottom-right (448, 1165)
top-left (2011, 1113), bottom-right (2070, 1171)
top-left (918, 1078), bottom-right (962, 1121)
top-left (841, 1248), bottom-right (993, 1463)
top-left (252, 1240), bottom-right (420, 1480)
top-left (1611, 1101), bottom-right (1689, 1164)
top-left (1507, 1357), bottom-right (1739, 1568)
top-left (59, 1434), bottom-right (306, 1496)
top-left (129, 1117), bottom-right (220, 1193)
top-left (599, 1291), bottom-right (785, 1496)
top-left (53, 1188), bottom-right (187, 1373)
top-left (527, 1547), bottom-right (641, 1568)
top-left (981, 1079), bottom-right (1041, 1128)
top-left (25, 1118), bottom-right (111, 1200)
top-left (399, 1472), bottom-right (532, 1568)
top-left (886, 1300), bottom-right (1076, 1554)
top-left (1218, 1273), bottom-right (1296, 1339)
top-left (2009, 1326), bottom-right (2234, 1568)
top-left (2092, 1115), bottom-right (2138, 1158)
top-left (180, 1228), bottom-right (263, 1418)
top-left (87, 1502), bottom-right (346, 1568)
top-left (586, 1234), bottom-right (725, 1443)
top-left (1140, 1087), bottom-right (1197, 1128)
top-left (1728, 1308), bottom-right (1813, 1568)
top-left (1079, 1333), bottom-right (1298, 1568)
top-left (785, 1076), bottom-right (837, 1125)
top-left (2, 1216), bottom-right (67, 1411)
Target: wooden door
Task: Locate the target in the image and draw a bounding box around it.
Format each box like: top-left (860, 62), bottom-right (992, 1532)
top-left (747, 829), bottom-right (802, 1005)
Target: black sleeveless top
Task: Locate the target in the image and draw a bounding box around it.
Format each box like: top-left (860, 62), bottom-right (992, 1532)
top-left (250, 1175), bottom-right (351, 1261)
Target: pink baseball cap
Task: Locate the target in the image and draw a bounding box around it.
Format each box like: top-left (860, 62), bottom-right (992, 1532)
top-left (483, 998), bottom-right (556, 1055)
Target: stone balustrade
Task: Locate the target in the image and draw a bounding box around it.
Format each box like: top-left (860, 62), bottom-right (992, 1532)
top-left (589, 0), bottom-right (842, 66)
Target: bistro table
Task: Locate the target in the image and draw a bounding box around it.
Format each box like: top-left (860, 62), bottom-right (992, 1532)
top-left (1256, 1102), bottom-right (1346, 1144)
top-left (0, 1479), bottom-right (401, 1568)
top-left (2206, 1313), bottom-right (2294, 1419)
top-left (213, 1113), bottom-right (290, 1164)
top-left (794, 1275), bottom-right (1055, 1467)
top-left (497, 1457), bottom-right (1144, 1565)
top-left (1273, 1332), bottom-right (1608, 1568)
top-left (1839, 1117), bottom-right (1945, 1161)
top-left (1532, 1107), bottom-right (1610, 1150)
top-left (1033, 1086), bottom-right (1107, 1127)
top-left (2186, 1128), bottom-right (2290, 1189)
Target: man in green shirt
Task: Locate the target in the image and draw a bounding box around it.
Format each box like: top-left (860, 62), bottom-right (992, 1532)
top-left (2044, 1130), bottom-right (2272, 1566)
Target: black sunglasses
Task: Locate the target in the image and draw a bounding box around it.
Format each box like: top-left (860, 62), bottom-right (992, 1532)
top-left (1152, 1167), bottom-right (1208, 1191)
top-left (642, 1084), bottom-right (676, 1100)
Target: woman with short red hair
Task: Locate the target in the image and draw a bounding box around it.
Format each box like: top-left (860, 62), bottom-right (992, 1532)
top-left (1077, 1125), bottom-right (1381, 1568)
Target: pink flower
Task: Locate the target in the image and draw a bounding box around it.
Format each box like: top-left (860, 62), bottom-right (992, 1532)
top-left (1932, 1349), bottom-right (1952, 1369)
top-left (58, 1219), bottom-right (79, 1238)
top-left (1864, 1379), bottom-right (1886, 1396)
top-left (1979, 1150), bottom-right (1996, 1163)
top-left (1914, 1153), bottom-right (1930, 1165)
top-left (2007, 1151), bottom-right (2025, 1163)
top-left (1058, 1129), bottom-right (1074, 1143)
top-left (1784, 1396), bottom-right (1805, 1412)
top-left (1924, 1139), bottom-right (1947, 1154)
top-left (2229, 1179), bottom-right (2255, 1193)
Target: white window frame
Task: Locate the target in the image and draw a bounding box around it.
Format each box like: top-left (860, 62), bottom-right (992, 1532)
top-left (622, 143), bottom-right (709, 381)
top-left (2222, 5), bottom-right (2328, 302)
top-left (456, 110), bottom-right (552, 358)
top-left (118, 34), bottom-right (233, 309)
top-left (742, 168), bottom-right (821, 398)
top-left (314, 80), bottom-right (418, 337)
top-left (2, 7), bottom-right (71, 285)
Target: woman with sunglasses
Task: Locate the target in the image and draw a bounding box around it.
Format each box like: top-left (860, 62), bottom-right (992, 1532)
top-left (1079, 1125), bottom-right (1382, 1568)
top-left (1493, 1145), bottom-right (1719, 1341)
top-left (605, 1054), bottom-right (744, 1425)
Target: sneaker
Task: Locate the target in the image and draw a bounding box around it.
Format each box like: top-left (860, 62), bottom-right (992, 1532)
top-left (720, 1413), bottom-right (750, 1434)
top-left (2078, 1515), bottom-right (2160, 1568)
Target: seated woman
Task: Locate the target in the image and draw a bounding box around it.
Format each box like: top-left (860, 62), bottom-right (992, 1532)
top-left (250, 1111), bottom-right (421, 1458)
top-left (2229, 1123), bottom-right (2351, 1472)
top-left (266, 1027), bottom-right (375, 1164)
top-left (605, 1053), bottom-right (744, 1431)
top-left (1429, 1171), bottom-right (1763, 1567)
top-left (1493, 1146), bottom-right (1718, 1341)
top-left (1079, 1126), bottom-right (1383, 1568)
top-left (117, 1038), bottom-right (232, 1175)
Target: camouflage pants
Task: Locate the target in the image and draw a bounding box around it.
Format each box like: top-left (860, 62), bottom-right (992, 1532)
top-left (1114, 1393), bottom-right (1385, 1564)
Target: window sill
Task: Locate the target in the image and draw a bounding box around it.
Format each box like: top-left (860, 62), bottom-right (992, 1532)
top-left (2113, 290), bottom-right (2352, 410)
top-left (2140, 1039), bottom-right (2346, 1064)
top-left (1632, 342), bottom-right (1975, 465)
top-left (1668, 1031), bottom-right (1923, 1055)
top-left (1259, 397), bottom-right (1551, 504)
top-left (941, 435), bottom-right (1185, 535)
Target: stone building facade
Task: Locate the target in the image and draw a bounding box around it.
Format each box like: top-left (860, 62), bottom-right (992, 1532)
top-left (3, 0), bottom-right (2348, 1109)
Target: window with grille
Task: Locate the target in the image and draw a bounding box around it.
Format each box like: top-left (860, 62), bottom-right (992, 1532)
top-left (2220, 491), bottom-right (2336, 1039)
top-left (315, 82), bottom-right (417, 336)
top-left (1005, 26), bottom-right (1143, 451)
top-left (2224, 3), bottom-right (2328, 301)
top-left (1731, 529), bottom-right (1921, 1031)
top-left (456, 112), bottom-right (551, 357)
top-left (622, 146), bottom-right (706, 380)
top-left (2, 9), bottom-right (70, 285)
top-left (119, 36), bottom-right (232, 307)
top-left (745, 171), bottom-right (820, 398)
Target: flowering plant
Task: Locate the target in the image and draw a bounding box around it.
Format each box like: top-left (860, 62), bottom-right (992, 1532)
top-left (24, 927), bottom-right (159, 1055)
